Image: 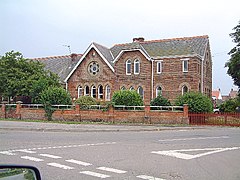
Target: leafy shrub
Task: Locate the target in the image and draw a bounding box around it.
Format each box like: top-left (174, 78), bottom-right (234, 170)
top-left (75, 96), bottom-right (97, 106)
top-left (150, 95), bottom-right (171, 106)
top-left (219, 97), bottom-right (240, 112)
top-left (112, 90), bottom-right (144, 106)
top-left (40, 87), bottom-right (72, 120)
top-left (175, 92), bottom-right (213, 113)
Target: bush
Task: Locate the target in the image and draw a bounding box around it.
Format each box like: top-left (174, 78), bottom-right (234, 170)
top-left (219, 97), bottom-right (240, 112)
top-left (75, 96), bottom-right (97, 106)
top-left (175, 92), bottom-right (213, 113)
top-left (112, 90), bottom-right (143, 106)
top-left (150, 95), bottom-right (171, 106)
top-left (40, 87), bottom-right (72, 120)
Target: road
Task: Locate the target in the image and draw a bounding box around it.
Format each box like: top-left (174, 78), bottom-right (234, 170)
top-left (0, 124), bottom-right (240, 180)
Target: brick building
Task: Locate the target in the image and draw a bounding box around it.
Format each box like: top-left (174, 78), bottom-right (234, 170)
top-left (37, 35), bottom-right (212, 105)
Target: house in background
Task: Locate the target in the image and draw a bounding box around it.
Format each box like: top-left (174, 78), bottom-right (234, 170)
top-left (222, 88), bottom-right (239, 101)
top-left (36, 35), bottom-right (212, 105)
top-left (212, 88), bottom-right (222, 101)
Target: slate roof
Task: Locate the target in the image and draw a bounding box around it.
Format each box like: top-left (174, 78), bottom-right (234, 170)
top-left (93, 42), bottom-right (114, 66)
top-left (111, 35), bottom-right (209, 59)
top-left (32, 54), bottom-right (82, 83)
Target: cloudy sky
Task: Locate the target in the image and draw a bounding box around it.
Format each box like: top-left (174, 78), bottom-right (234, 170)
top-left (1, 0), bottom-right (239, 94)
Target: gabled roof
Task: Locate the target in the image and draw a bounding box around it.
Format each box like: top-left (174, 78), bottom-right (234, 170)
top-left (32, 54), bottom-right (82, 83)
top-left (212, 89), bottom-right (222, 100)
top-left (111, 35), bottom-right (209, 59)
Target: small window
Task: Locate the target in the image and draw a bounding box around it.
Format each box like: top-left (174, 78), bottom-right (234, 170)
top-left (98, 85), bottom-right (103, 99)
top-left (182, 85), bottom-right (188, 95)
top-left (134, 59), bottom-right (140, 74)
top-left (157, 61), bottom-right (162, 74)
top-left (126, 59), bottom-right (131, 75)
top-left (91, 86), bottom-right (96, 98)
top-left (130, 86), bottom-right (135, 91)
top-left (84, 86), bottom-right (89, 96)
top-left (182, 59), bottom-right (188, 72)
top-left (105, 85), bottom-right (111, 101)
top-left (138, 86), bottom-right (144, 99)
top-left (156, 86), bottom-right (162, 97)
top-left (77, 86), bottom-right (82, 98)
top-left (121, 86), bottom-right (126, 90)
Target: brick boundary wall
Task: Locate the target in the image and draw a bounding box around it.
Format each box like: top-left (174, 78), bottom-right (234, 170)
top-left (0, 104), bottom-right (189, 125)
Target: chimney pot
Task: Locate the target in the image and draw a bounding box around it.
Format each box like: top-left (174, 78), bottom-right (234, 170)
top-left (133, 37), bottom-right (144, 42)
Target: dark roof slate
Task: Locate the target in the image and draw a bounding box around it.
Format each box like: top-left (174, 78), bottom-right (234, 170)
top-left (93, 42), bottom-right (114, 66)
top-left (32, 54), bottom-right (82, 83)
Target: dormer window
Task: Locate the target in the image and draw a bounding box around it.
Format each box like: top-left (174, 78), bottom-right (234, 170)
top-left (134, 59), bottom-right (140, 74)
top-left (126, 59), bottom-right (131, 75)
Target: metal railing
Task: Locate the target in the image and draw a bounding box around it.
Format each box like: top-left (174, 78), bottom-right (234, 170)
top-left (114, 105), bottom-right (145, 111)
top-left (150, 106), bottom-right (183, 112)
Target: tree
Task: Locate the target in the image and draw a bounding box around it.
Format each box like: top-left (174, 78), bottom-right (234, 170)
top-left (225, 21), bottom-right (240, 90)
top-left (0, 51), bottom-right (60, 102)
top-left (175, 92), bottom-right (213, 113)
top-left (75, 96), bottom-right (97, 107)
top-left (39, 87), bottom-right (72, 120)
top-left (150, 95), bottom-right (171, 106)
top-left (111, 90), bottom-right (143, 106)
top-left (219, 97), bottom-right (240, 112)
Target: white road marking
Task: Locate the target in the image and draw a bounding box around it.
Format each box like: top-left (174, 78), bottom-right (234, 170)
top-left (66, 159), bottom-right (92, 166)
top-left (16, 149), bottom-right (36, 154)
top-left (21, 156), bottom-right (44, 162)
top-left (137, 175), bottom-right (165, 180)
top-left (39, 154), bottom-right (62, 159)
top-left (80, 171), bottom-right (110, 179)
top-left (97, 167), bottom-right (127, 174)
top-left (158, 136), bottom-right (229, 142)
top-left (48, 163), bottom-right (74, 170)
top-left (152, 146), bottom-right (240, 160)
top-left (0, 151), bottom-right (16, 155)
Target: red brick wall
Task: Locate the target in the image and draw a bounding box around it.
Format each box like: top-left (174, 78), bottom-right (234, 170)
top-left (1, 104), bottom-right (189, 125)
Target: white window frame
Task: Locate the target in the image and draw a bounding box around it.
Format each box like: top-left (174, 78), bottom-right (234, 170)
top-left (137, 86), bottom-right (144, 99)
top-left (77, 86), bottom-right (82, 98)
top-left (84, 86), bottom-right (89, 96)
top-left (121, 86), bottom-right (126, 90)
top-left (156, 61), bottom-right (162, 74)
top-left (134, 59), bottom-right (140, 74)
top-left (126, 59), bottom-right (131, 75)
top-left (91, 85), bottom-right (96, 98)
top-left (130, 86), bottom-right (135, 91)
top-left (105, 85), bottom-right (111, 101)
top-left (98, 85), bottom-right (103, 99)
top-left (182, 59), bottom-right (189, 72)
top-left (156, 86), bottom-right (162, 97)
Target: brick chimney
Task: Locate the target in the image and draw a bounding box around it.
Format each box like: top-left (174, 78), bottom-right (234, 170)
top-left (133, 37), bottom-right (144, 42)
top-left (70, 53), bottom-right (78, 62)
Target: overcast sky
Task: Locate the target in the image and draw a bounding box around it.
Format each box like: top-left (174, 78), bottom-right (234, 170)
top-left (1, 0), bottom-right (239, 94)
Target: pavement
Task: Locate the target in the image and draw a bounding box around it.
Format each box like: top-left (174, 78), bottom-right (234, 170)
top-left (0, 120), bottom-right (205, 132)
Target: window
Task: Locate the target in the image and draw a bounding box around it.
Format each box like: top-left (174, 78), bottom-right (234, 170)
top-left (84, 86), bottom-right (89, 96)
top-left (156, 86), bottom-right (162, 97)
top-left (105, 85), bottom-right (111, 101)
top-left (182, 85), bottom-right (188, 95)
top-left (77, 86), bottom-right (82, 98)
top-left (98, 85), bottom-right (103, 99)
top-left (126, 59), bottom-right (131, 75)
top-left (134, 59), bottom-right (140, 74)
top-left (157, 61), bottom-right (162, 74)
top-left (182, 59), bottom-right (188, 72)
top-left (130, 86), bottom-right (135, 91)
top-left (138, 86), bottom-right (144, 99)
top-left (91, 85), bottom-right (96, 98)
top-left (121, 86), bottom-right (126, 90)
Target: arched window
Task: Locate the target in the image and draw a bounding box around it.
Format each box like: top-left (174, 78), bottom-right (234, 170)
top-left (98, 85), bottom-right (103, 99)
top-left (121, 86), bottom-right (126, 90)
top-left (182, 85), bottom-right (188, 95)
top-left (126, 59), bottom-right (131, 75)
top-left (84, 86), bottom-right (89, 96)
top-left (130, 86), bottom-right (135, 91)
top-left (134, 59), bottom-right (140, 74)
top-left (91, 85), bottom-right (96, 98)
top-left (156, 86), bottom-right (162, 97)
top-left (105, 85), bottom-right (111, 101)
top-left (137, 86), bottom-right (144, 99)
top-left (77, 86), bottom-right (82, 98)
